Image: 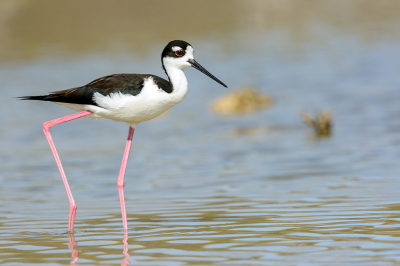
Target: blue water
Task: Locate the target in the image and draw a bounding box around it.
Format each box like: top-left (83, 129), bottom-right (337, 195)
top-left (0, 24), bottom-right (400, 265)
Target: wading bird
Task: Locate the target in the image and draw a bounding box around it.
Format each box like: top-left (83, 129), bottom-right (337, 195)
top-left (21, 40), bottom-right (227, 232)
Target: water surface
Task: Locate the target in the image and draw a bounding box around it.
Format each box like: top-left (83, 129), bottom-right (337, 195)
top-left (0, 1), bottom-right (400, 265)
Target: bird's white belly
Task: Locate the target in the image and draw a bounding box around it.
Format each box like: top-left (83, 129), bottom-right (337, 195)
top-left (86, 77), bottom-right (186, 126)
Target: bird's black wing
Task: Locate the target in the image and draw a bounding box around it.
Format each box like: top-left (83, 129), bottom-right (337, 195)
top-left (20, 74), bottom-right (172, 106)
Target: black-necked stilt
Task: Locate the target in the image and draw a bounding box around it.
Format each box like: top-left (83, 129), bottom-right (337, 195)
top-left (21, 40), bottom-right (227, 232)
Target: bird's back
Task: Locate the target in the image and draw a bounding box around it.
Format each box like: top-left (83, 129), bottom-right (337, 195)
top-left (21, 74), bottom-right (172, 106)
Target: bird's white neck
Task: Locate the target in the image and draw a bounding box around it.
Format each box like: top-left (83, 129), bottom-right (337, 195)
top-left (163, 63), bottom-right (189, 104)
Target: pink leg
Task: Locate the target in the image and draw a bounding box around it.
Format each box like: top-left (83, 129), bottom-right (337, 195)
top-left (43, 110), bottom-right (93, 232)
top-left (117, 126), bottom-right (134, 231)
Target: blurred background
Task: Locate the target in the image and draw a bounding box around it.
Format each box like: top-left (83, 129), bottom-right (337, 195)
top-left (1, 0), bottom-right (400, 265)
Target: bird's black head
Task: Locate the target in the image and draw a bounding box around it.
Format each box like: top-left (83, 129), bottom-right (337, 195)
top-left (161, 40), bottom-right (227, 88)
top-left (161, 40), bottom-right (192, 60)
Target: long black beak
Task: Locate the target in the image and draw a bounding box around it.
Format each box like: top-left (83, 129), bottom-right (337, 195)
top-left (188, 59), bottom-right (227, 88)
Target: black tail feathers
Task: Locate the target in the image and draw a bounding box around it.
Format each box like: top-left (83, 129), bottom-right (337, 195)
top-left (18, 95), bottom-right (50, 101)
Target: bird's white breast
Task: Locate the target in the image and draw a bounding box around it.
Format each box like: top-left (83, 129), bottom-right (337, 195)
top-left (80, 76), bottom-right (188, 127)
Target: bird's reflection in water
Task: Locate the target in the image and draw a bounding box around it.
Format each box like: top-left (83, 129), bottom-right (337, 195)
top-left (68, 233), bottom-right (78, 265)
top-left (122, 231), bottom-right (131, 265)
top-left (68, 231), bottom-right (131, 266)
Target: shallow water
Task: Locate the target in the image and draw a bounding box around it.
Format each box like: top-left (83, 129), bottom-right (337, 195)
top-left (1, 2), bottom-right (400, 265)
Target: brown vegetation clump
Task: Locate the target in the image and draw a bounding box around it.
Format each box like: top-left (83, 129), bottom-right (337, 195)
top-left (301, 110), bottom-right (332, 137)
top-left (211, 87), bottom-right (272, 115)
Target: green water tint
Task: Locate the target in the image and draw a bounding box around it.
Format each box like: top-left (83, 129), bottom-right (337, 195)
top-left (1, 195), bottom-right (400, 265)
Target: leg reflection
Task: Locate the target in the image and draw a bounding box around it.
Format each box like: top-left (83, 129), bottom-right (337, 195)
top-left (122, 230), bottom-right (131, 266)
top-left (68, 232), bottom-right (79, 265)
top-left (67, 229), bottom-right (130, 265)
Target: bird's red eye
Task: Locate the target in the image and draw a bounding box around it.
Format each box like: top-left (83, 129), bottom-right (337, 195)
top-left (175, 50), bottom-right (184, 56)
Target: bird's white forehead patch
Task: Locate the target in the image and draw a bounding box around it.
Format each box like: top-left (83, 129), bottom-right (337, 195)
top-left (172, 46), bottom-right (182, 52)
top-left (171, 45), bottom-right (194, 53)
top-left (186, 45), bottom-right (194, 54)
